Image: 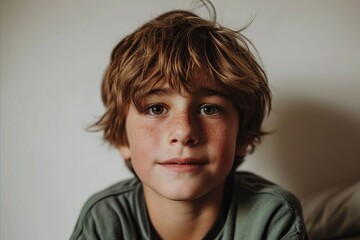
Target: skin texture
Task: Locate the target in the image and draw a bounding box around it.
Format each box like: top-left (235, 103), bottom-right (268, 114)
top-left (119, 78), bottom-right (242, 239)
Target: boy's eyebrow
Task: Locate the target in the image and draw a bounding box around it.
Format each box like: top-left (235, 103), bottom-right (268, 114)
top-left (147, 88), bottom-right (174, 96)
top-left (197, 87), bottom-right (228, 98)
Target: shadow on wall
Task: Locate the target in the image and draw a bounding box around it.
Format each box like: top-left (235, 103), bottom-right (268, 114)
top-left (272, 99), bottom-right (360, 198)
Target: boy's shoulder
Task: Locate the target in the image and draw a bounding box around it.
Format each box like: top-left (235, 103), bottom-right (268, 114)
top-left (81, 177), bottom-right (141, 209)
top-left (224, 171), bottom-right (307, 239)
top-left (76, 177), bottom-right (144, 220)
top-left (232, 171), bottom-right (303, 214)
top-left (70, 177), bottom-right (148, 240)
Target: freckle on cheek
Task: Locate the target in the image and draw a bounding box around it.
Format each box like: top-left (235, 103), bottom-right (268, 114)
top-left (209, 126), bottom-right (224, 137)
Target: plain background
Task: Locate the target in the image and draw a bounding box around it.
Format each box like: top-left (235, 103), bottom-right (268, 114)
top-left (1, 0), bottom-right (359, 239)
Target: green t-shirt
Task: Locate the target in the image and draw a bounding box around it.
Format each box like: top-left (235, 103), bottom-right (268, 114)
top-left (70, 172), bottom-right (307, 239)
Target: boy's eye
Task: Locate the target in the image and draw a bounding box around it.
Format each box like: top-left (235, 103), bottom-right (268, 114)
top-left (199, 105), bottom-right (221, 115)
top-left (145, 104), bottom-right (166, 115)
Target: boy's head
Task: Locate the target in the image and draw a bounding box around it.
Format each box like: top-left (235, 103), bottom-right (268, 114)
top-left (94, 7), bottom-right (271, 173)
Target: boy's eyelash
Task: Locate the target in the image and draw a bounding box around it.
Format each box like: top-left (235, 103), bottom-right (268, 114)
top-left (199, 104), bottom-right (224, 115)
top-left (143, 104), bottom-right (167, 115)
top-left (142, 103), bottom-right (224, 116)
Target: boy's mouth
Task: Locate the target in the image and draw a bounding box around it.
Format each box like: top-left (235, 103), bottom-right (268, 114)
top-left (158, 158), bottom-right (207, 172)
top-left (159, 158), bottom-right (207, 165)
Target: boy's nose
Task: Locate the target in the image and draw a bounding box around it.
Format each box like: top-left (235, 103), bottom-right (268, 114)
top-left (168, 112), bottom-right (199, 146)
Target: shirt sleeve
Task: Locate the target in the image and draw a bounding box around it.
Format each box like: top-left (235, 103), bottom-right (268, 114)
top-left (265, 198), bottom-right (308, 240)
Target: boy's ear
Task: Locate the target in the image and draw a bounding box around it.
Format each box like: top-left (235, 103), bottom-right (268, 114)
top-left (118, 145), bottom-right (131, 161)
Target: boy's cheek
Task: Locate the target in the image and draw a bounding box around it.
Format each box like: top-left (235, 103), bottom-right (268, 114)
top-left (127, 128), bottom-right (160, 157)
top-left (136, 123), bottom-right (163, 144)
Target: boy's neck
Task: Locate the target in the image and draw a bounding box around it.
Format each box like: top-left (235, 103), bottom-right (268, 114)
top-left (143, 182), bottom-right (226, 240)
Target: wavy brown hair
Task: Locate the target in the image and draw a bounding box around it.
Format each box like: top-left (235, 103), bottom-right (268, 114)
top-left (92, 3), bottom-right (271, 172)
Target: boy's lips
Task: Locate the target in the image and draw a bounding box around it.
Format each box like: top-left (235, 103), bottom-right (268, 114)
top-left (159, 158), bottom-right (207, 165)
top-left (158, 158), bottom-right (208, 172)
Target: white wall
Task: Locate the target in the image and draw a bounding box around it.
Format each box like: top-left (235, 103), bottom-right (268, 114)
top-left (1, 0), bottom-right (359, 239)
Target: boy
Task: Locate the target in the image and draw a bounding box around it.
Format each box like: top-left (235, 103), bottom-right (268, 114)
top-left (70, 2), bottom-right (307, 239)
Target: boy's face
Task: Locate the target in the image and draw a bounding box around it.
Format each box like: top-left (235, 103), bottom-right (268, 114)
top-left (119, 76), bottom-right (241, 202)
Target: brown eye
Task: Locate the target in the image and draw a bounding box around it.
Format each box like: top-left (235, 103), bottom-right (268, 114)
top-left (147, 105), bottom-right (165, 115)
top-left (200, 105), bottom-right (222, 115)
